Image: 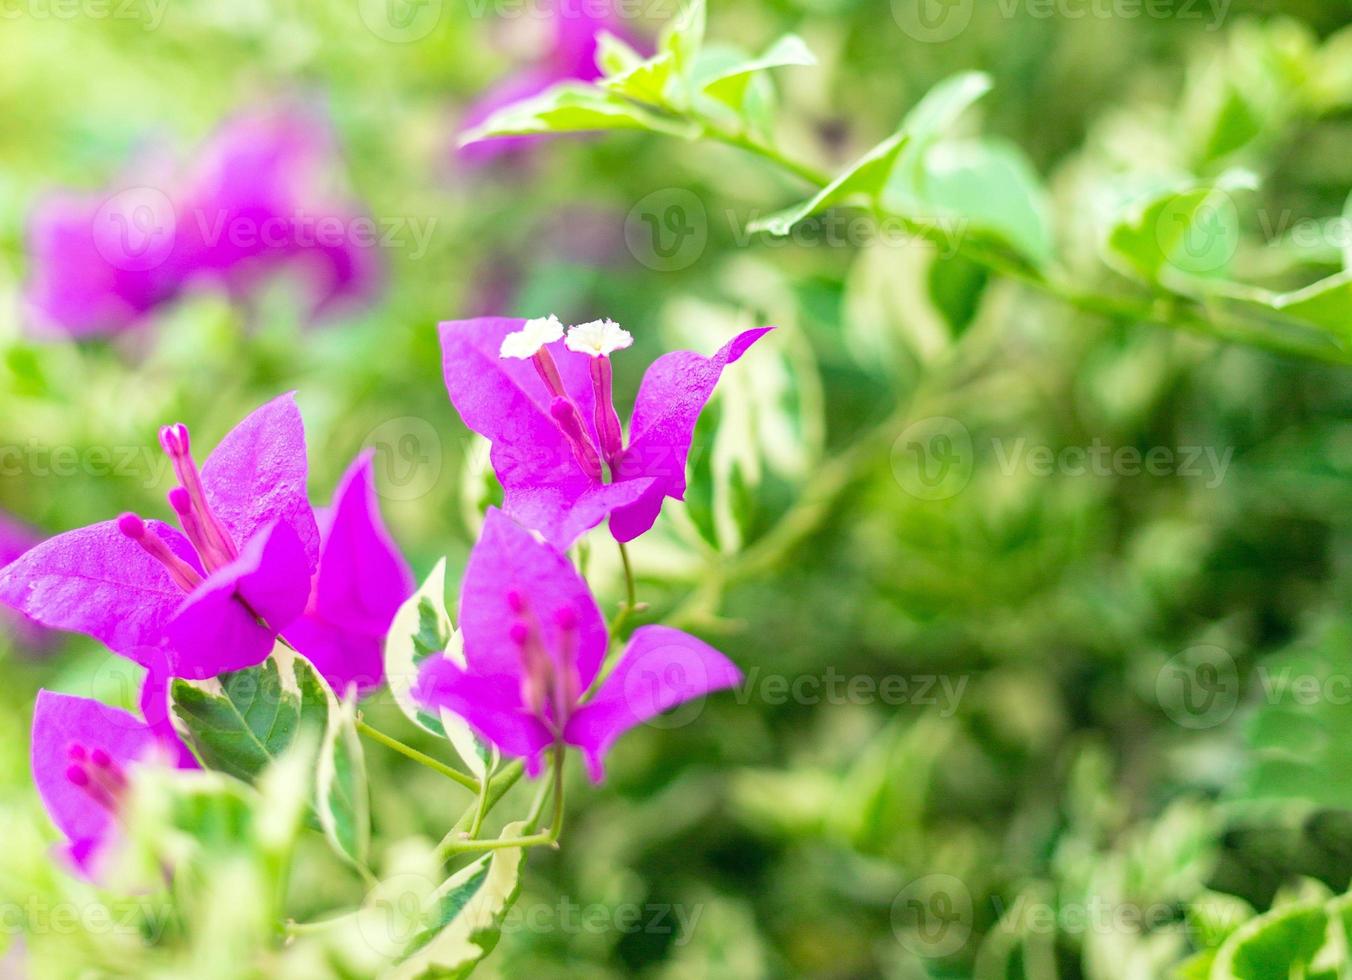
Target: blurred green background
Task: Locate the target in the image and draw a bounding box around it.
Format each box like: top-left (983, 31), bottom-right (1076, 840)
top-left (3, 0), bottom-right (1352, 976)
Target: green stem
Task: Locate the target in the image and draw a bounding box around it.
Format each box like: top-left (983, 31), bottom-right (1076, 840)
top-left (434, 760), bottom-right (525, 862)
top-left (439, 743), bottom-right (566, 857)
top-left (618, 539), bottom-right (637, 610)
top-left (355, 720), bottom-right (480, 793)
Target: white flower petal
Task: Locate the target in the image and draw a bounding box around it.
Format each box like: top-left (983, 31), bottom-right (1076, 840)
top-left (499, 315), bottom-right (564, 359)
top-left (565, 319), bottom-right (634, 358)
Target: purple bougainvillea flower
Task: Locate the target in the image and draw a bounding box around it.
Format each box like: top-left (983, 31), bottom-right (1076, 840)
top-left (286, 451), bottom-right (414, 695)
top-left (175, 106), bottom-right (384, 320)
top-left (440, 315), bottom-right (772, 549)
top-left (24, 104), bottom-right (380, 338)
top-left (32, 690), bottom-right (194, 878)
top-left (457, 0), bottom-right (629, 165)
top-left (0, 512), bottom-right (53, 651)
top-left (0, 394), bottom-right (319, 679)
top-left (414, 509), bottom-right (742, 780)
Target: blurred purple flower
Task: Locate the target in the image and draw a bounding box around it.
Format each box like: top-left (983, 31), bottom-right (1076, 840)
top-left (25, 105), bottom-right (382, 338)
top-left (31, 689), bottom-right (195, 879)
top-left (456, 0), bottom-right (632, 166)
top-left (414, 508), bottom-right (742, 780)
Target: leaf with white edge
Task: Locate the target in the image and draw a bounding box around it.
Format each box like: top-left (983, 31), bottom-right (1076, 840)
top-left (700, 34), bottom-right (815, 111)
top-left (1104, 171), bottom-right (1258, 285)
top-left (170, 645), bottom-right (331, 784)
top-left (747, 133), bottom-right (909, 236)
top-left (388, 822), bottom-right (528, 980)
top-left (1208, 902), bottom-right (1329, 979)
top-left (384, 560), bottom-right (498, 780)
top-left (317, 690), bottom-right (370, 869)
top-left (386, 559), bottom-right (454, 738)
top-left (458, 83), bottom-right (698, 146)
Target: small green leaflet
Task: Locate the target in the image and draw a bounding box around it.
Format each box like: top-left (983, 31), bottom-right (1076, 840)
top-left (170, 645), bottom-right (330, 784)
top-left (458, 82), bottom-right (699, 146)
top-left (1208, 902), bottom-right (1330, 979)
top-left (748, 71), bottom-right (994, 238)
top-left (1104, 170), bottom-right (1258, 284)
top-left (388, 822), bottom-right (529, 980)
top-left (658, 0), bottom-right (706, 84)
top-left (700, 34), bottom-right (815, 111)
top-left (384, 560), bottom-right (498, 780)
top-left (317, 691), bottom-right (370, 869)
top-left (747, 133), bottom-right (909, 236)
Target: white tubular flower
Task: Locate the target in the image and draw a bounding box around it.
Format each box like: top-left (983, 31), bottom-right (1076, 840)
top-left (499, 315), bottom-right (564, 359)
top-left (565, 319), bottom-right (634, 358)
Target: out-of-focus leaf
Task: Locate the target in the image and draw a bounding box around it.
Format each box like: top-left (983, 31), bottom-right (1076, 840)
top-left (316, 690), bottom-right (370, 869)
top-left (700, 34), bottom-right (815, 111)
top-left (1209, 902), bottom-right (1328, 978)
top-left (388, 821), bottom-right (528, 980)
top-left (383, 559), bottom-right (497, 781)
top-left (459, 83), bottom-right (699, 145)
top-left (1104, 171), bottom-right (1258, 284)
top-left (888, 138), bottom-right (1053, 268)
top-left (747, 132), bottom-right (908, 235)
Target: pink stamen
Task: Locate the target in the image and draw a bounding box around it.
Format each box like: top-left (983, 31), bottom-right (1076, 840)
top-left (529, 349), bottom-right (570, 402)
top-left (168, 487), bottom-right (231, 571)
top-left (159, 423), bottom-right (238, 571)
top-left (118, 513), bottom-right (204, 592)
top-left (589, 356), bottom-right (625, 464)
top-left (64, 743), bottom-right (125, 812)
top-left (549, 398), bottom-right (604, 481)
top-left (552, 606), bottom-right (581, 711)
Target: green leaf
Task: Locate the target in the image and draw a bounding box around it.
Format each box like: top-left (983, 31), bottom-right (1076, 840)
top-left (458, 83), bottom-right (698, 146)
top-left (1265, 269), bottom-right (1352, 340)
top-left (658, 0), bottom-right (706, 83)
top-left (1104, 171), bottom-right (1258, 284)
top-left (593, 29), bottom-right (645, 77)
top-left (316, 691), bottom-right (370, 869)
top-left (898, 71), bottom-right (994, 153)
top-left (887, 138), bottom-right (1053, 267)
top-left (388, 822), bottom-right (529, 980)
top-left (748, 71), bottom-right (991, 238)
top-left (599, 51), bottom-right (676, 105)
top-left (170, 647), bottom-right (330, 784)
top-left (384, 560), bottom-right (498, 780)
top-left (700, 34), bottom-right (815, 111)
top-left (1209, 902), bottom-right (1329, 979)
top-left (747, 132), bottom-right (909, 236)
